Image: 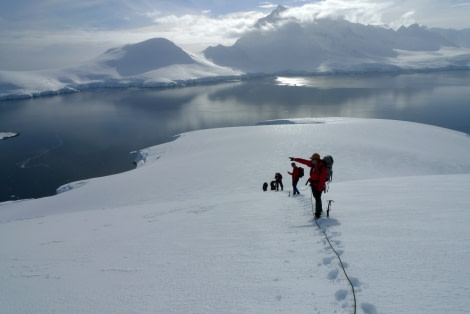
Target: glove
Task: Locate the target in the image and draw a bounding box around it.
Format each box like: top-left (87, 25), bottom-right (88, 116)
top-left (289, 157), bottom-right (294, 161)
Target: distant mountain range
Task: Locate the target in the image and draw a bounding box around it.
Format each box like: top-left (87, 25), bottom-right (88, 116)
top-left (1, 5), bottom-right (469, 100)
top-left (204, 5), bottom-right (470, 73)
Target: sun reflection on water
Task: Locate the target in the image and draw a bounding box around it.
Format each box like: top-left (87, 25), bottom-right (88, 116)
top-left (275, 76), bottom-right (311, 87)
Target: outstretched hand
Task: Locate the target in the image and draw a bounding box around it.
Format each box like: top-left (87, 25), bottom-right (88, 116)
top-left (289, 157), bottom-right (294, 161)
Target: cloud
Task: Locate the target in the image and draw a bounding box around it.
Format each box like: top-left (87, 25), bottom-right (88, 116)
top-left (282, 0), bottom-right (391, 25)
top-left (281, 0), bottom-right (470, 30)
top-left (150, 10), bottom-right (265, 39)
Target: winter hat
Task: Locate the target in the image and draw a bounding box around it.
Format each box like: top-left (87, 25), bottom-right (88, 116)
top-left (310, 153), bottom-right (321, 160)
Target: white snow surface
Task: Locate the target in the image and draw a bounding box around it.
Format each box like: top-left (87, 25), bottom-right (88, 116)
top-left (1, 117), bottom-right (470, 314)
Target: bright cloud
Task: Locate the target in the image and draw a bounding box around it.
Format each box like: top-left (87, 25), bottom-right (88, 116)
top-left (150, 10), bottom-right (265, 39)
top-left (283, 0), bottom-right (392, 25)
top-left (282, 0), bottom-right (470, 29)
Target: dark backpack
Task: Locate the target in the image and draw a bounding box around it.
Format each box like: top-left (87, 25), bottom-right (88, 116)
top-left (298, 167), bottom-right (304, 178)
top-left (270, 181), bottom-right (277, 190)
top-left (322, 155), bottom-right (334, 183)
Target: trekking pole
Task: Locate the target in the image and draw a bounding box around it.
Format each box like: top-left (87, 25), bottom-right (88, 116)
top-left (327, 200), bottom-right (334, 218)
top-left (310, 191), bottom-right (315, 217)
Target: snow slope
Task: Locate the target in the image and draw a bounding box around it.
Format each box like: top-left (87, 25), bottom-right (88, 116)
top-left (1, 118), bottom-right (470, 313)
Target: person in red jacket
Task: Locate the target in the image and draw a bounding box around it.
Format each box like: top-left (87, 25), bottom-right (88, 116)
top-left (288, 162), bottom-right (301, 195)
top-left (289, 153), bottom-right (327, 218)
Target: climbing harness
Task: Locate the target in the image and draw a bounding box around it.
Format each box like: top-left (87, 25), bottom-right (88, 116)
top-left (310, 193), bottom-right (357, 314)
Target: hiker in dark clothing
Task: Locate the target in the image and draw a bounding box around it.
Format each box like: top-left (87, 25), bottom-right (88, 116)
top-left (275, 172), bottom-right (283, 191)
top-left (288, 162), bottom-right (300, 195)
top-left (289, 153), bottom-right (327, 218)
top-left (270, 180), bottom-right (277, 190)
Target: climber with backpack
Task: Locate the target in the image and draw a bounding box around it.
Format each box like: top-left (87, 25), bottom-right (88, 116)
top-left (289, 153), bottom-right (333, 219)
top-left (274, 172), bottom-right (283, 191)
top-left (287, 162), bottom-right (302, 195)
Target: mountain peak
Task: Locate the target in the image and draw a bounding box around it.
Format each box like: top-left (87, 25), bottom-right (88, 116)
top-left (102, 38), bottom-right (195, 76)
top-left (255, 5), bottom-right (287, 27)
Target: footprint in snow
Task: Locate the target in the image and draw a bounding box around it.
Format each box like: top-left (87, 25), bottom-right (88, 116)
top-left (328, 268), bottom-right (339, 280)
top-left (361, 302), bottom-right (378, 314)
top-left (322, 256), bottom-right (335, 265)
top-left (335, 289), bottom-right (348, 301)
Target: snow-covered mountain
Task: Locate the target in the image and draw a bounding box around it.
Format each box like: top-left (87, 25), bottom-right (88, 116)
top-left (1, 6), bottom-right (470, 100)
top-left (204, 6), bottom-right (470, 73)
top-left (101, 38), bottom-right (196, 76)
top-left (431, 27), bottom-right (470, 48)
top-left (0, 38), bottom-right (242, 100)
top-left (254, 4), bottom-right (287, 28)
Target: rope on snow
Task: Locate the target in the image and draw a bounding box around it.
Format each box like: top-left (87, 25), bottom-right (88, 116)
top-left (310, 193), bottom-right (357, 314)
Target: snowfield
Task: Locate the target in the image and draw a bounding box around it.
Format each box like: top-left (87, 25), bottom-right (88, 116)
top-left (1, 118), bottom-right (470, 313)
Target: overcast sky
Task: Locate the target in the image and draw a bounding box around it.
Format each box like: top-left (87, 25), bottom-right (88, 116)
top-left (1, 0), bottom-right (469, 71)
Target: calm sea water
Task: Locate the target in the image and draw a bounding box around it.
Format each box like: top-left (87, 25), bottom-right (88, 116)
top-left (1, 71), bottom-right (469, 202)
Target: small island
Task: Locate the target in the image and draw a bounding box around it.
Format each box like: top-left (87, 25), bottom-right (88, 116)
top-left (0, 132), bottom-right (20, 140)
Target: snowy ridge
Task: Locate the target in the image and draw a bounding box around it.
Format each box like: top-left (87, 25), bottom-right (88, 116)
top-left (1, 118), bottom-right (470, 313)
